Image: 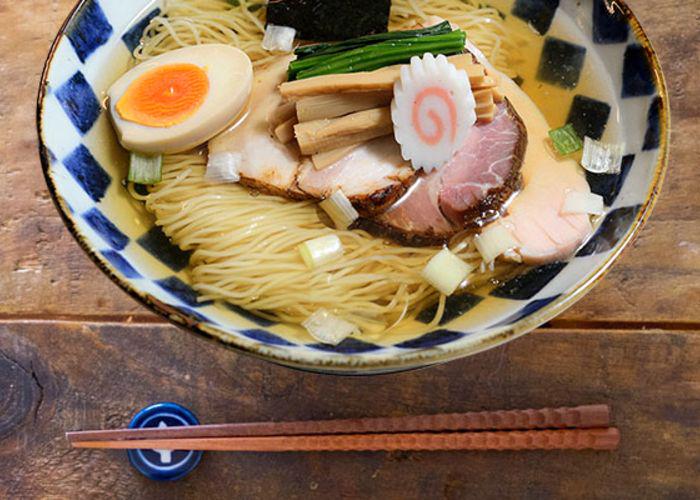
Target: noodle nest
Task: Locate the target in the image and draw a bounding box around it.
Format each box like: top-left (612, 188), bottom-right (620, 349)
top-left (131, 0), bottom-right (514, 335)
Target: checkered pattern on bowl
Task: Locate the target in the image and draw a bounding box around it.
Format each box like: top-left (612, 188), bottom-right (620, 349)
top-left (37, 0), bottom-right (669, 373)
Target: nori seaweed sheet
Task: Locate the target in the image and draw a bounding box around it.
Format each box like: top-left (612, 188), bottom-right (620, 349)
top-left (266, 0), bottom-right (391, 41)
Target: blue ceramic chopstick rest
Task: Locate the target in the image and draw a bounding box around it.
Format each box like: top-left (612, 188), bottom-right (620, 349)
top-left (127, 402), bottom-right (202, 481)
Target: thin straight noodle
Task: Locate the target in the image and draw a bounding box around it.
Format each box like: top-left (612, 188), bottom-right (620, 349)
top-left (133, 0), bottom-right (515, 336)
top-left (142, 153), bottom-right (501, 335)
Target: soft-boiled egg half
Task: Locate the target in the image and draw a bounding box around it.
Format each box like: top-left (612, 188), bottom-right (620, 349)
top-left (107, 44), bottom-right (253, 154)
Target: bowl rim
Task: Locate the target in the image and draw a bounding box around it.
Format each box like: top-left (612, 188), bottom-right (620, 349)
top-left (36, 0), bottom-right (670, 375)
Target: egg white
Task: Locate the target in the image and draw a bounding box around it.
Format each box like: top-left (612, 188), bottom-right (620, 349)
top-left (107, 44), bottom-right (253, 154)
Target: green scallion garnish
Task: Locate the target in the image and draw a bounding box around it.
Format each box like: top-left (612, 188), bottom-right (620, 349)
top-left (548, 123), bottom-right (583, 156)
top-left (289, 30), bottom-right (467, 80)
top-left (293, 21), bottom-right (454, 60)
top-left (128, 152), bottom-right (163, 185)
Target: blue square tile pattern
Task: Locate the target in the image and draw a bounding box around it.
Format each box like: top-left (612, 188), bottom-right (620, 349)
top-left (46, 147), bottom-right (58, 164)
top-left (65, 0), bottom-right (113, 62)
top-left (567, 95), bottom-right (611, 140)
top-left (101, 250), bottom-right (141, 278)
top-left (137, 226), bottom-right (191, 272)
top-left (62, 145), bottom-right (111, 202)
top-left (537, 37), bottom-right (587, 89)
top-left (83, 208), bottom-right (129, 250)
top-left (492, 295), bottom-right (560, 327)
top-left (416, 293), bottom-right (483, 325)
top-left (55, 72), bottom-right (102, 135)
top-left (122, 8), bottom-right (161, 52)
top-left (179, 307), bottom-right (213, 324)
top-left (491, 262), bottom-right (567, 300)
top-left (511, 0), bottom-right (560, 35)
top-left (309, 338), bottom-right (382, 354)
top-left (34, 0), bottom-right (668, 364)
top-left (222, 302), bottom-right (276, 327)
top-left (155, 277), bottom-right (213, 308)
top-left (622, 44), bottom-right (655, 97)
top-left (643, 96), bottom-right (662, 150)
top-left (395, 329), bottom-right (466, 349)
top-left (240, 329), bottom-right (296, 347)
top-left (586, 154), bottom-right (635, 206)
top-left (592, 0), bottom-right (629, 44)
top-left (577, 205), bottom-right (641, 256)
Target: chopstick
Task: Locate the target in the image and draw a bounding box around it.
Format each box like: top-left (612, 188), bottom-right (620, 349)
top-left (70, 428), bottom-right (620, 452)
top-left (67, 404), bottom-right (610, 444)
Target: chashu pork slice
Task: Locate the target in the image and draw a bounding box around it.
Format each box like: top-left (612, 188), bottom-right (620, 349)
top-left (208, 54), bottom-right (307, 199)
top-left (210, 54), bottom-right (418, 212)
top-left (296, 136), bottom-right (417, 216)
top-left (357, 100), bottom-right (526, 246)
top-left (494, 78), bottom-right (593, 264)
top-left (454, 37), bottom-right (593, 264)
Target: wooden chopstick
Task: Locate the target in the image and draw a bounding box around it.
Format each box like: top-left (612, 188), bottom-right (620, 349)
top-left (70, 428), bottom-right (620, 452)
top-left (67, 405), bottom-right (610, 444)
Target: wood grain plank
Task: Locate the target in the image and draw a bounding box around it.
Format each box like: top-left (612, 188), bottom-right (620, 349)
top-left (0, 0), bottom-right (698, 324)
top-left (0, 0), bottom-right (147, 318)
top-left (0, 321), bottom-right (698, 498)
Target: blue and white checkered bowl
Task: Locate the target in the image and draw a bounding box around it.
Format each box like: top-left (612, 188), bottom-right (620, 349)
top-left (37, 0), bottom-right (669, 374)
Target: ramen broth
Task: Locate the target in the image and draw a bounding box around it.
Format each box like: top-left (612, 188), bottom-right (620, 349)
top-left (101, 0), bottom-right (619, 340)
top-left (490, 0), bottom-right (622, 144)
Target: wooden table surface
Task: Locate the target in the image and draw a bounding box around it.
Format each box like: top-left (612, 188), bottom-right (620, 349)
top-left (1, 0), bottom-right (699, 498)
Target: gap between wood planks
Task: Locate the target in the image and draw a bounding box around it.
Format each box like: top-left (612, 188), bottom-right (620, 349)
top-left (0, 314), bottom-right (698, 332)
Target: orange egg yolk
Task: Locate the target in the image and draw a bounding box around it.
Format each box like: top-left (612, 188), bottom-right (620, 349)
top-left (116, 63), bottom-right (209, 127)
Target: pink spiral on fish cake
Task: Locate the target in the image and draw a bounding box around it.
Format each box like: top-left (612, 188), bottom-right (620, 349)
top-left (411, 86), bottom-right (458, 146)
top-left (392, 53), bottom-right (475, 172)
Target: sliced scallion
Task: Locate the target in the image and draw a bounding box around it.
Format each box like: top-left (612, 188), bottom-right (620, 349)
top-left (298, 234), bottom-right (344, 268)
top-left (262, 24), bottom-right (296, 53)
top-left (548, 123), bottom-right (583, 156)
top-left (474, 224), bottom-right (519, 264)
top-left (302, 308), bottom-right (358, 345)
top-left (421, 248), bottom-right (475, 296)
top-left (205, 151), bottom-right (241, 183)
top-left (319, 190), bottom-right (359, 229)
top-left (581, 136), bottom-right (625, 174)
top-left (128, 152), bottom-right (162, 185)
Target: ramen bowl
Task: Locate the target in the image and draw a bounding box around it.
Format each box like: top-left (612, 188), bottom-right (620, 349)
top-left (37, 0), bottom-right (668, 374)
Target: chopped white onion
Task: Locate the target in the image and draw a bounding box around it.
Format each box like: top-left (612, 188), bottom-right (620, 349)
top-left (581, 136), bottom-right (625, 174)
top-left (421, 248), bottom-right (475, 296)
top-left (319, 190), bottom-right (359, 229)
top-left (561, 191), bottom-right (605, 216)
top-left (474, 223), bottom-right (519, 264)
top-left (298, 234), bottom-right (343, 269)
top-left (261, 24), bottom-right (296, 53)
top-left (205, 151), bottom-right (241, 183)
top-left (302, 309), bottom-right (358, 345)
